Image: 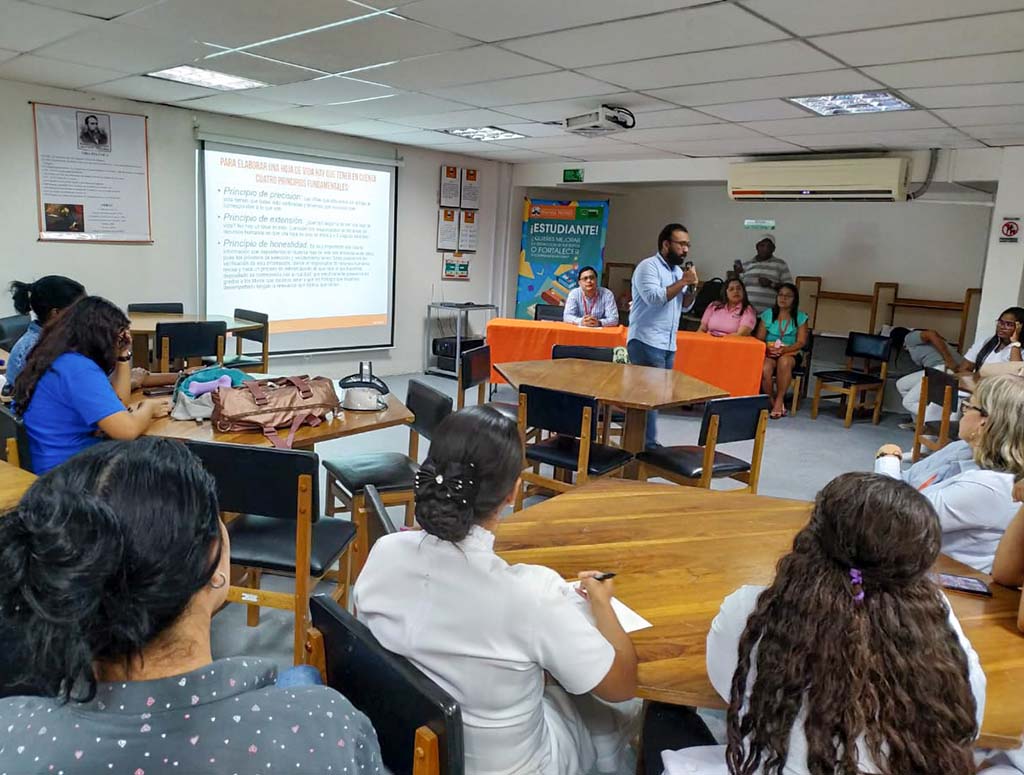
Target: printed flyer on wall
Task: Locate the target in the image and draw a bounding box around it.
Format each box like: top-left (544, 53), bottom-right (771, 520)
top-left (515, 198), bottom-right (609, 320)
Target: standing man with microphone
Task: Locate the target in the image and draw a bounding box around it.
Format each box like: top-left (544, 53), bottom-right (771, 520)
top-left (627, 223), bottom-right (699, 449)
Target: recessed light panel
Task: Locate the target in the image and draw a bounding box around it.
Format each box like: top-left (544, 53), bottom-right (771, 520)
top-left (789, 92), bottom-right (913, 116)
top-left (147, 65), bottom-right (267, 91)
top-left (442, 126), bottom-right (526, 141)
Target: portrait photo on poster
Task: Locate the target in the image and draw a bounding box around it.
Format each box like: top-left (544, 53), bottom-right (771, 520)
top-left (77, 111), bottom-right (111, 151)
top-left (44, 203), bottom-right (84, 232)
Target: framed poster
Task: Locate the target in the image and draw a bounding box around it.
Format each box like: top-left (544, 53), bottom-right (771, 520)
top-left (443, 255), bottom-right (470, 281)
top-left (458, 209), bottom-right (478, 252)
top-left (439, 165), bottom-right (460, 207)
top-left (32, 102), bottom-right (152, 243)
top-left (437, 207), bottom-right (458, 251)
top-left (460, 167), bottom-right (480, 209)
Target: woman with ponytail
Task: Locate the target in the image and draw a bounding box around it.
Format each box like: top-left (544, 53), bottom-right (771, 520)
top-left (354, 406), bottom-right (641, 775)
top-left (0, 437), bottom-right (382, 774)
top-left (660, 473), bottom-right (985, 775)
top-left (6, 275), bottom-right (84, 385)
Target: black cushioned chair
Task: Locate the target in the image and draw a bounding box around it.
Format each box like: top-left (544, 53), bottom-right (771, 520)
top-left (363, 484), bottom-right (397, 554)
top-left (324, 379), bottom-right (452, 578)
top-left (552, 344), bottom-right (624, 443)
top-left (457, 345), bottom-right (519, 424)
top-left (912, 366), bottom-right (960, 462)
top-left (307, 595), bottom-right (464, 775)
top-left (126, 302), bottom-right (184, 314)
top-left (636, 395), bottom-right (770, 493)
top-left (155, 320), bottom-right (226, 372)
top-left (204, 308), bottom-right (269, 373)
top-left (0, 404), bottom-right (31, 471)
top-left (186, 440), bottom-right (355, 665)
top-left (514, 385), bottom-right (632, 510)
top-left (534, 303), bottom-right (565, 322)
top-left (0, 314), bottom-right (30, 352)
top-left (811, 332), bottom-right (891, 428)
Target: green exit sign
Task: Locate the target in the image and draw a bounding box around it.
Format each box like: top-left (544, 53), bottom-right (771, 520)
top-left (563, 168), bottom-right (585, 183)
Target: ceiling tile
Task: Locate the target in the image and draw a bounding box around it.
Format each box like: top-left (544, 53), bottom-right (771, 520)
top-left (500, 4), bottom-right (787, 69)
top-left (698, 99), bottom-right (811, 122)
top-left (118, 0), bottom-right (375, 49)
top-left (621, 124), bottom-right (759, 144)
top-left (0, 49), bottom-right (17, 65)
top-left (251, 15), bottom-right (475, 74)
top-left (398, 0), bottom-right (709, 42)
top-left (247, 104), bottom-right (358, 127)
top-left (85, 74), bottom-right (219, 102)
top-left (24, 0), bottom-right (161, 20)
top-left (382, 129), bottom-right (499, 145)
top-left (194, 51), bottom-right (323, 85)
top-left (0, 0), bottom-right (100, 52)
top-left (369, 46), bottom-right (557, 91)
top-left (638, 138), bottom-right (806, 156)
top-left (811, 12), bottom-right (1024, 66)
top-left (648, 70), bottom-right (881, 106)
top-left (34, 21), bottom-right (210, 72)
top-left (342, 93), bottom-right (474, 119)
top-left (389, 108), bottom-right (525, 130)
top-left (864, 52), bottom-right (1024, 88)
top-left (743, 110), bottom-right (945, 136)
top-left (487, 122), bottom-right (571, 138)
top-left (464, 148), bottom-right (561, 161)
top-left (412, 141), bottom-right (492, 154)
top-left (319, 119), bottom-right (413, 135)
top-left (628, 107), bottom-right (720, 128)
top-left (555, 143), bottom-right (680, 160)
top-left (244, 77), bottom-right (393, 106)
top-left (580, 40), bottom-right (841, 91)
top-left (172, 92), bottom-right (288, 115)
top-left (490, 135), bottom-right (627, 151)
top-left (778, 128), bottom-right (982, 149)
top-left (962, 123), bottom-right (1024, 140)
top-left (936, 105), bottom-right (1024, 125)
top-left (468, 93), bottom-right (673, 123)
top-left (426, 71), bottom-right (617, 108)
top-left (904, 82), bottom-right (1024, 108)
top-left (740, 0), bottom-right (1024, 36)
top-left (0, 53), bottom-right (126, 87)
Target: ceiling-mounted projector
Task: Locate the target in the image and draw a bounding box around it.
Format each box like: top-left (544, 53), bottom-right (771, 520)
top-left (563, 105), bottom-right (635, 138)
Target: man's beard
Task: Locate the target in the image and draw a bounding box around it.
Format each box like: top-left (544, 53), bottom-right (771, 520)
top-left (665, 254), bottom-right (686, 266)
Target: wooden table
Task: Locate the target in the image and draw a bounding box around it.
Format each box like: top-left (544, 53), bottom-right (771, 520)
top-left (142, 391), bottom-right (413, 450)
top-left (494, 481), bottom-right (1024, 749)
top-left (495, 358), bottom-right (728, 475)
top-left (0, 460), bottom-right (34, 510)
top-left (129, 313), bottom-right (262, 368)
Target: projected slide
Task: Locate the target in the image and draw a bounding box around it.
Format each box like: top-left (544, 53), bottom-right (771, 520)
top-left (203, 143), bottom-right (396, 354)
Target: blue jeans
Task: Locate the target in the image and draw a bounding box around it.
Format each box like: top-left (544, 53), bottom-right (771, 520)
top-left (276, 664), bottom-right (323, 688)
top-left (626, 339), bottom-right (676, 448)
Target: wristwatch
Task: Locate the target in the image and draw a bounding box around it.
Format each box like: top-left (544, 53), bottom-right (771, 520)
top-left (117, 351), bottom-right (133, 362)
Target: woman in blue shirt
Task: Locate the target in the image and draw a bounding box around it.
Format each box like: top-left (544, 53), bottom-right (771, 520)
top-left (13, 296), bottom-right (170, 474)
top-left (6, 275), bottom-right (85, 386)
top-left (756, 282), bottom-right (809, 419)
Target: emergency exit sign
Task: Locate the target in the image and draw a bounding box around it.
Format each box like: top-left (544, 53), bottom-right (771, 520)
top-left (562, 168), bottom-right (585, 183)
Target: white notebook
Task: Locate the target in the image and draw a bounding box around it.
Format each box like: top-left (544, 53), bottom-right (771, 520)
top-left (564, 581), bottom-right (653, 634)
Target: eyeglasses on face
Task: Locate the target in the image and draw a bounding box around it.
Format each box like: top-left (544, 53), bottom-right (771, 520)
top-left (962, 402), bottom-right (988, 417)
top-left (669, 239), bottom-right (690, 247)
top-left (996, 319), bottom-right (1018, 328)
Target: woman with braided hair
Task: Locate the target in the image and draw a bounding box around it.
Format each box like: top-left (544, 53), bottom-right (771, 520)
top-left (660, 473), bottom-right (985, 775)
top-left (354, 405), bottom-right (642, 775)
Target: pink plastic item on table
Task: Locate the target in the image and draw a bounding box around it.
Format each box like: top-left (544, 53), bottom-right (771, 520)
top-left (188, 374), bottom-right (232, 397)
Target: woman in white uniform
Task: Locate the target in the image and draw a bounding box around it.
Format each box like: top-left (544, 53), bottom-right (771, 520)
top-left (661, 472), bottom-right (985, 775)
top-left (874, 373), bottom-right (1024, 574)
top-left (354, 406), bottom-right (641, 775)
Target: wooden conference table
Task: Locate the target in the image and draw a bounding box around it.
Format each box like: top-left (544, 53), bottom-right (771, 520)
top-left (129, 313), bottom-right (263, 369)
top-left (0, 459), bottom-right (35, 510)
top-left (494, 481), bottom-right (1024, 750)
top-left (486, 318), bottom-right (766, 397)
top-left (495, 358), bottom-right (727, 475)
top-left (140, 389), bottom-right (414, 450)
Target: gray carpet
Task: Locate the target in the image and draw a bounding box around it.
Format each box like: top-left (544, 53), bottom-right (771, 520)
top-left (210, 370), bottom-right (917, 670)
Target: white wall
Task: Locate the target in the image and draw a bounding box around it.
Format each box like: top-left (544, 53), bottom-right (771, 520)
top-left (602, 184), bottom-right (992, 301)
top-left (0, 77), bottom-right (508, 377)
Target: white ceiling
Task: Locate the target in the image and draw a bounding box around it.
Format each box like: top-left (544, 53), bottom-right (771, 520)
top-left (1, 0), bottom-right (1024, 162)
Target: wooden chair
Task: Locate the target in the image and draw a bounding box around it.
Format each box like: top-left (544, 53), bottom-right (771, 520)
top-left (0, 404), bottom-right (31, 471)
top-left (363, 484), bottom-right (398, 550)
top-left (307, 595), bottom-right (464, 775)
top-left (127, 302), bottom-right (184, 314)
top-left (223, 308), bottom-right (270, 373)
top-left (533, 304), bottom-right (564, 322)
top-left (786, 330), bottom-right (815, 414)
top-left (551, 344), bottom-right (624, 444)
top-left (514, 385), bottom-right (633, 510)
top-left (912, 367), bottom-right (960, 462)
top-left (155, 321), bottom-right (225, 372)
top-left (635, 395), bottom-right (770, 493)
top-left (811, 332), bottom-right (892, 428)
top-left (323, 379), bottom-right (452, 579)
top-left (186, 441), bottom-right (356, 665)
top-left (456, 345), bottom-right (519, 423)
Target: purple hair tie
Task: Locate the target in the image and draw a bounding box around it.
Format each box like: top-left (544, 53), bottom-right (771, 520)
top-left (849, 568), bottom-right (865, 604)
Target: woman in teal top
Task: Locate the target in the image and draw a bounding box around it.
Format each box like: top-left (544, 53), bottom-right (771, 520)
top-left (756, 282), bottom-right (809, 419)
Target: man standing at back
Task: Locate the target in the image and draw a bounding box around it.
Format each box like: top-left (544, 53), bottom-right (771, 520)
top-left (628, 223), bottom-right (699, 449)
top-left (731, 233), bottom-right (792, 312)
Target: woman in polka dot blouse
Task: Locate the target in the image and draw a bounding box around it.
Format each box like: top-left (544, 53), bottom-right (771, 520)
top-left (0, 437), bottom-right (382, 775)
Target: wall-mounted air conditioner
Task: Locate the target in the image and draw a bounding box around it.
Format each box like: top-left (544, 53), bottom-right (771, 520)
top-left (728, 158), bottom-right (910, 202)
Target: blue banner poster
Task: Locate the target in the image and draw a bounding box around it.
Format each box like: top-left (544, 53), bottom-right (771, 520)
top-left (515, 198), bottom-right (610, 320)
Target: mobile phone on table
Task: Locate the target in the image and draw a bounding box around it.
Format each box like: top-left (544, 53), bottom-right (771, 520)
top-left (143, 385), bottom-right (175, 397)
top-left (929, 572), bottom-right (992, 597)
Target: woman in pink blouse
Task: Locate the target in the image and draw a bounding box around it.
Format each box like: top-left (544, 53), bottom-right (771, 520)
top-left (698, 278), bottom-right (756, 337)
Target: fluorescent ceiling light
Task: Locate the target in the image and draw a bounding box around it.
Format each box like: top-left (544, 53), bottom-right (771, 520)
top-left (147, 65), bottom-right (267, 91)
top-left (442, 126), bottom-right (526, 141)
top-left (789, 92), bottom-right (913, 116)
top-left (205, 7), bottom-right (397, 57)
top-left (327, 94), bottom-right (395, 106)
